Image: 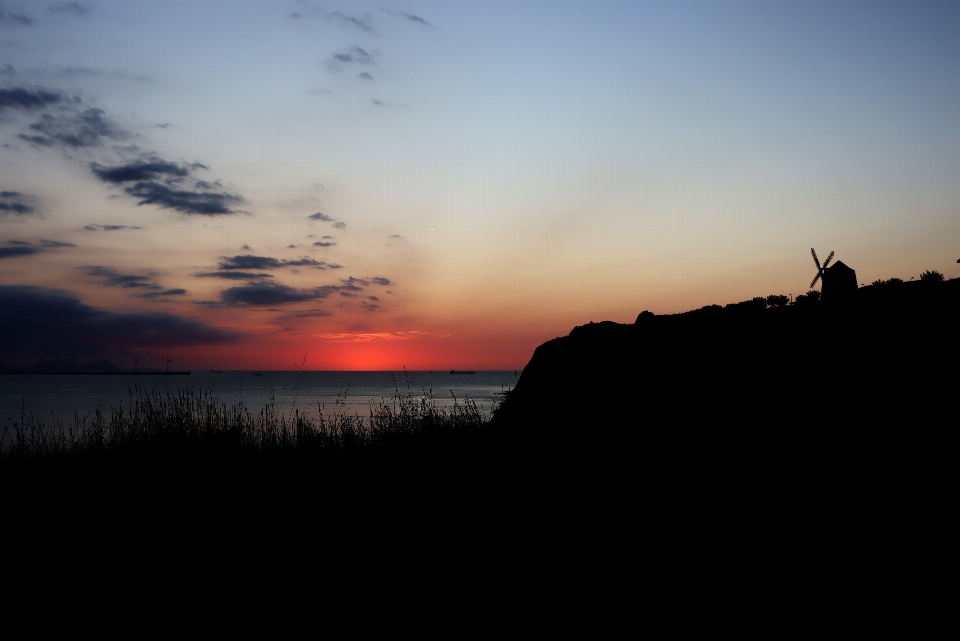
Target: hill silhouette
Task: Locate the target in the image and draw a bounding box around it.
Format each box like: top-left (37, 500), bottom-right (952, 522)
top-left (491, 278), bottom-right (959, 438)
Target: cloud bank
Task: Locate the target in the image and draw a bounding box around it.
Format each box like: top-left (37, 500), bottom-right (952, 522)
top-left (0, 285), bottom-right (236, 361)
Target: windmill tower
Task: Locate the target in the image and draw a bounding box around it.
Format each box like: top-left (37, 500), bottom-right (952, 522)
top-left (810, 248), bottom-right (857, 301)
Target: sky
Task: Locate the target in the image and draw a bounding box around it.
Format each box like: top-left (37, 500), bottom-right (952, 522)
top-left (2, 0), bottom-right (959, 370)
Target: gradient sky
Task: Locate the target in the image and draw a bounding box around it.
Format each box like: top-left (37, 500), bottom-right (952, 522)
top-left (2, 0), bottom-right (959, 370)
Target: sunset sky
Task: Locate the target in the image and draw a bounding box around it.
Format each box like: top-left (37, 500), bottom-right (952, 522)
top-left (2, 0), bottom-right (960, 370)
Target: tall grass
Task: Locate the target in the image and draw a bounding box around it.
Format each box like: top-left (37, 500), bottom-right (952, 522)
top-left (0, 383), bottom-right (488, 464)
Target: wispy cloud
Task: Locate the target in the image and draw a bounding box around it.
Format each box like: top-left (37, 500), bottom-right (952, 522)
top-left (357, 72), bottom-right (374, 81)
top-left (0, 5), bottom-right (33, 26)
top-left (20, 108), bottom-right (128, 147)
top-left (328, 11), bottom-right (373, 32)
top-left (328, 47), bottom-right (376, 71)
top-left (0, 190), bottom-right (36, 216)
top-left (49, 3), bottom-right (89, 16)
top-left (83, 265), bottom-right (186, 299)
top-left (0, 238), bottom-right (74, 258)
top-left (83, 224), bottom-right (144, 231)
top-left (138, 288), bottom-right (187, 299)
top-left (312, 241), bottom-right (335, 247)
top-left (380, 8), bottom-right (433, 28)
top-left (194, 271), bottom-right (274, 280)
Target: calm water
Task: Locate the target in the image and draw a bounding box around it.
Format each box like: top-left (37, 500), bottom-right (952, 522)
top-left (0, 371), bottom-right (520, 427)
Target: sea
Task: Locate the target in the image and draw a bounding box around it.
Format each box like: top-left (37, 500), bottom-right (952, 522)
top-left (0, 370), bottom-right (520, 429)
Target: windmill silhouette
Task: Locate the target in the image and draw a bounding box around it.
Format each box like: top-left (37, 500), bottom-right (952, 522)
top-left (810, 248), bottom-right (834, 289)
top-left (810, 247), bottom-right (858, 300)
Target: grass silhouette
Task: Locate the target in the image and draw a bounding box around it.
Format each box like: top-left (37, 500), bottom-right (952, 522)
top-left (1, 382), bottom-right (487, 465)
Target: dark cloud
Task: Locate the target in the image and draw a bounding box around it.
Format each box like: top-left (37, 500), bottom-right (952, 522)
top-left (194, 271), bottom-right (274, 280)
top-left (328, 11), bottom-right (373, 32)
top-left (389, 234), bottom-right (401, 238)
top-left (218, 255), bottom-right (283, 270)
top-left (0, 87), bottom-right (64, 110)
top-left (368, 296), bottom-right (379, 301)
top-left (1, 64), bottom-right (15, 75)
top-left (315, 285), bottom-right (339, 298)
top-left (0, 239), bottom-right (73, 258)
top-left (371, 99), bottom-right (385, 106)
top-left (0, 285), bottom-right (236, 363)
top-left (370, 277), bottom-right (391, 286)
top-left (0, 191), bottom-right (35, 216)
top-left (339, 291), bottom-right (357, 298)
top-left (117, 179), bottom-right (242, 215)
top-left (84, 266), bottom-right (184, 299)
top-left (241, 244), bottom-right (251, 250)
top-left (84, 266), bottom-right (156, 289)
top-left (20, 108), bottom-right (127, 147)
top-left (341, 276), bottom-right (369, 288)
top-left (83, 224), bottom-right (144, 231)
top-left (217, 254), bottom-right (338, 270)
top-left (380, 8), bottom-right (432, 27)
top-left (275, 308), bottom-right (332, 321)
top-left (357, 72), bottom-right (374, 81)
top-left (328, 47), bottom-right (375, 70)
top-left (398, 12), bottom-right (431, 26)
top-left (333, 221), bottom-right (346, 230)
top-left (221, 282), bottom-right (333, 306)
top-left (309, 212), bottom-right (333, 221)
top-left (49, 2), bottom-right (89, 16)
top-left (284, 257), bottom-right (326, 267)
top-left (0, 245), bottom-right (38, 258)
top-left (91, 158), bottom-right (189, 183)
top-left (312, 241), bottom-right (335, 247)
top-left (138, 288), bottom-right (187, 299)
top-left (0, 5), bottom-right (33, 26)
top-left (321, 235), bottom-right (334, 239)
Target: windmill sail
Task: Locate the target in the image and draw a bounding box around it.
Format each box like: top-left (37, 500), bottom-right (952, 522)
top-left (810, 247), bottom-right (836, 289)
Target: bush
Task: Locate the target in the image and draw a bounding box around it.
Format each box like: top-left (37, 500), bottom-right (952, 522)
top-left (766, 294), bottom-right (789, 307)
top-left (920, 270), bottom-right (944, 282)
top-left (872, 277), bottom-right (904, 286)
top-left (793, 290), bottom-right (820, 304)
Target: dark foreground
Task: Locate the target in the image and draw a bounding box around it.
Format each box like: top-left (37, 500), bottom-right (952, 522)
top-left (2, 281), bottom-right (952, 608)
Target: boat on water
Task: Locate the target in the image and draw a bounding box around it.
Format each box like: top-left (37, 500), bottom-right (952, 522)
top-left (450, 370), bottom-right (475, 374)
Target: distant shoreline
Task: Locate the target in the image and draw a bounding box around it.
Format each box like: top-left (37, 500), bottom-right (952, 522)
top-left (0, 371), bottom-right (191, 376)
